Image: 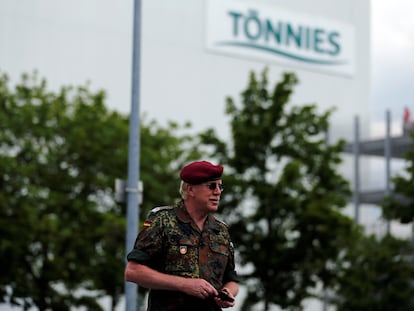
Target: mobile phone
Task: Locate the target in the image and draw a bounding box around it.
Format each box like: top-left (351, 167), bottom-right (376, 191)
top-left (218, 290), bottom-right (234, 302)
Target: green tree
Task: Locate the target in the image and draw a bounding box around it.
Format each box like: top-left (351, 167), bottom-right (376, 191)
top-left (0, 71), bottom-right (200, 310)
top-left (333, 234), bottom-right (414, 311)
top-left (0, 71), bottom-right (128, 310)
top-left (198, 69), bottom-right (356, 310)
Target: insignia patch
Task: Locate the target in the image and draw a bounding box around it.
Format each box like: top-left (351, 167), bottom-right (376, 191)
top-left (143, 221), bottom-right (152, 227)
top-left (179, 245), bottom-right (188, 255)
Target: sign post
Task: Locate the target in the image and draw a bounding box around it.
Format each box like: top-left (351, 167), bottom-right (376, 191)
top-left (125, 0), bottom-right (142, 310)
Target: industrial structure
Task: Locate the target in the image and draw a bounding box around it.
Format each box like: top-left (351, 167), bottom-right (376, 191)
top-left (343, 110), bottom-right (413, 241)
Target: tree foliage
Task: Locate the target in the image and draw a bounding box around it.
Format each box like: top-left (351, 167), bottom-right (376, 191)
top-left (0, 71), bottom-right (199, 310)
top-left (5, 68), bottom-right (412, 311)
top-left (333, 234), bottom-right (414, 311)
top-left (0, 71), bottom-right (128, 310)
top-left (198, 69), bottom-right (357, 310)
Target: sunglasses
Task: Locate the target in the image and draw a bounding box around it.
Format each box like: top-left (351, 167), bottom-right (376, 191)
top-left (200, 182), bottom-right (224, 191)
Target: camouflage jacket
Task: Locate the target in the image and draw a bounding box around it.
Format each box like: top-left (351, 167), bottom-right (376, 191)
top-left (127, 200), bottom-right (238, 311)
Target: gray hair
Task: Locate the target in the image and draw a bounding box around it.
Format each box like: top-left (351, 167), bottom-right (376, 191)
top-left (179, 181), bottom-right (189, 200)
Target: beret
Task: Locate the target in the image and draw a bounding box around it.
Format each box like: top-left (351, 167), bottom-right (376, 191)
top-left (180, 160), bottom-right (223, 184)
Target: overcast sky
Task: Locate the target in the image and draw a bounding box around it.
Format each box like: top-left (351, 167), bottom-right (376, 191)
top-left (371, 0), bottom-right (414, 135)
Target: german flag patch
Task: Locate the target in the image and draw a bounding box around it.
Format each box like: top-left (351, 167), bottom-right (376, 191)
top-left (143, 221), bottom-right (152, 227)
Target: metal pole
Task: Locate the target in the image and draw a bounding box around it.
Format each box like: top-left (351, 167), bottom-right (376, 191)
top-left (412, 223), bottom-right (414, 245)
top-left (385, 110), bottom-right (391, 234)
top-left (353, 115), bottom-right (360, 224)
top-left (125, 0), bottom-right (142, 310)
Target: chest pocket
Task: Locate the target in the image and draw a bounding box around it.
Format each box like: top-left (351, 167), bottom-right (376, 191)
top-left (164, 236), bottom-right (200, 278)
top-left (209, 239), bottom-right (230, 256)
top-left (207, 234), bottom-right (230, 287)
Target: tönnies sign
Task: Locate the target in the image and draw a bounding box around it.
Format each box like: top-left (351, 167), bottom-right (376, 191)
top-left (205, 0), bottom-right (356, 77)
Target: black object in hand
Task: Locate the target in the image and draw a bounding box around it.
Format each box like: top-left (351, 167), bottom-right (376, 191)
top-left (218, 290), bottom-right (234, 302)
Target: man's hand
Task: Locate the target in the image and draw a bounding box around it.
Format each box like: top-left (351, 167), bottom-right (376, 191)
top-left (214, 288), bottom-right (236, 308)
top-left (218, 290), bottom-right (234, 302)
top-left (180, 278), bottom-right (218, 300)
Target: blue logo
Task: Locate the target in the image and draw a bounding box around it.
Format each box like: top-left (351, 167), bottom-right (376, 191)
top-left (217, 10), bottom-right (348, 66)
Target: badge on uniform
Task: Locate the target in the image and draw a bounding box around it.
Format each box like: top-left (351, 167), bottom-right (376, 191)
top-left (179, 245), bottom-right (187, 255)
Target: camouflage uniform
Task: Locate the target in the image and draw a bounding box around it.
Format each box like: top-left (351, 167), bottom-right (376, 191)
top-left (127, 200), bottom-right (238, 311)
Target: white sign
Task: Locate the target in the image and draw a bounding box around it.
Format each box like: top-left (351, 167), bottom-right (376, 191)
top-left (205, 0), bottom-right (356, 77)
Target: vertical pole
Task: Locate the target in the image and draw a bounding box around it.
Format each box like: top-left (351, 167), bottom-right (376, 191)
top-left (125, 0), bottom-right (142, 310)
top-left (322, 129), bottom-right (329, 311)
top-left (412, 223), bottom-right (414, 245)
top-left (322, 289), bottom-right (328, 311)
top-left (411, 200), bottom-right (414, 244)
top-left (385, 110), bottom-right (391, 234)
top-left (353, 115), bottom-right (360, 224)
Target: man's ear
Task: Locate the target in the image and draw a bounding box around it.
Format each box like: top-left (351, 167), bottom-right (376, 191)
top-left (186, 184), bottom-right (196, 197)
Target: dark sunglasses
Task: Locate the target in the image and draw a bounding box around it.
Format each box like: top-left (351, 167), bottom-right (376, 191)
top-left (200, 182), bottom-right (224, 191)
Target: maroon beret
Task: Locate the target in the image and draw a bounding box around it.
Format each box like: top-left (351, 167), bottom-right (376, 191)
top-left (180, 160), bottom-right (223, 184)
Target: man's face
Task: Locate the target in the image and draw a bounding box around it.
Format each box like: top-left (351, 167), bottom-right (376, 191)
top-left (191, 180), bottom-right (224, 212)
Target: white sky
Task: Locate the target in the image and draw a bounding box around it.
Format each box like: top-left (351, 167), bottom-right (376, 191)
top-left (371, 0), bottom-right (414, 135)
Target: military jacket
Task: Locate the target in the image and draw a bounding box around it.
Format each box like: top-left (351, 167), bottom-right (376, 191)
top-left (127, 201), bottom-right (238, 311)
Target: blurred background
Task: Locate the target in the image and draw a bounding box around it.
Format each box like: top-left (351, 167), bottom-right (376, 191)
top-left (1, 0), bottom-right (414, 310)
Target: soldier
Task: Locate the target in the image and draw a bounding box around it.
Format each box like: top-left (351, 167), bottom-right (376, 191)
top-left (125, 160), bottom-right (239, 311)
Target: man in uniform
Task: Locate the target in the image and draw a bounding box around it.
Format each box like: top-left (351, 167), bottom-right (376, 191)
top-left (125, 160), bottom-right (239, 310)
